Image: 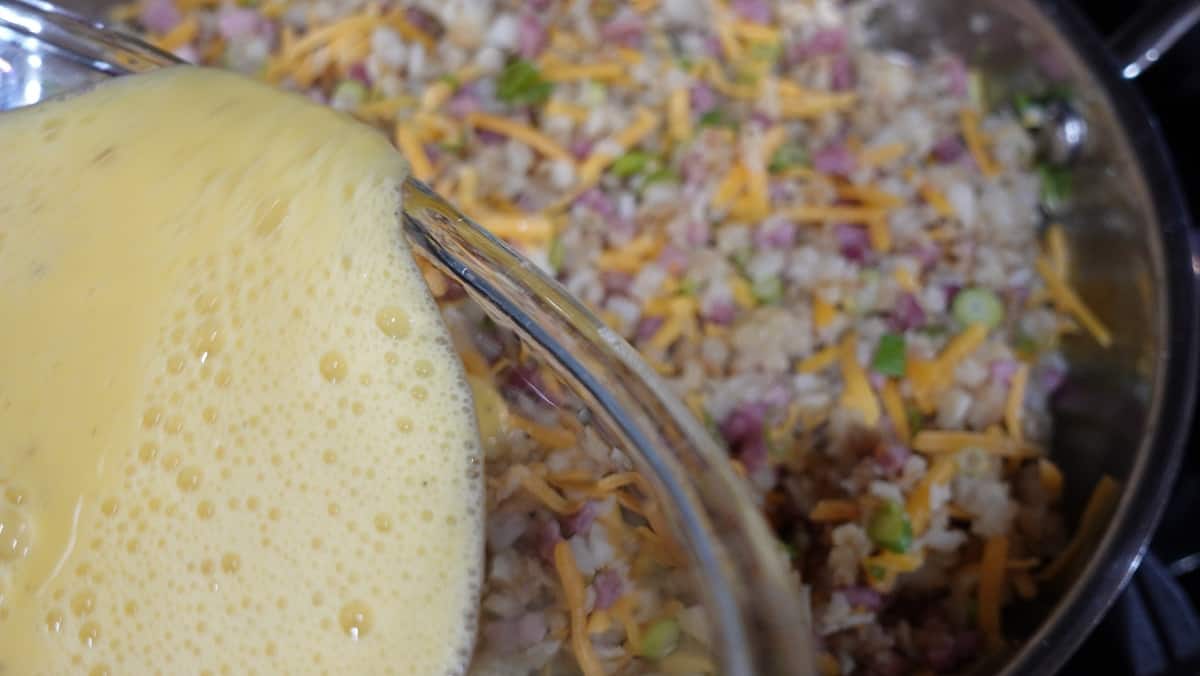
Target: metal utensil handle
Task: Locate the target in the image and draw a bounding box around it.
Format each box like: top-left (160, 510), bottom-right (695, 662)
top-left (1109, 0), bottom-right (1200, 79)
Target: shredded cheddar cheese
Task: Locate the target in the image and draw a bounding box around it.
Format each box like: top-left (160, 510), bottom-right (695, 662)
top-left (543, 61), bottom-right (630, 84)
top-left (595, 234), bottom-right (664, 273)
top-left (712, 163), bottom-right (747, 210)
top-left (862, 550), bottom-right (925, 592)
top-left (1039, 458), bottom-right (1064, 501)
top-left (780, 205), bottom-right (887, 223)
top-left (893, 266), bottom-right (919, 294)
top-left (858, 142), bottom-right (907, 168)
top-left (1035, 257), bottom-right (1112, 348)
top-left (836, 183), bottom-right (902, 208)
top-left (544, 100), bottom-right (591, 123)
top-left (912, 430), bottom-right (1040, 458)
top-left (419, 81), bottom-right (454, 113)
top-left (960, 108), bottom-right (1001, 177)
top-left (838, 331), bottom-right (881, 428)
top-left (809, 499), bottom-right (860, 523)
top-left (587, 610), bottom-right (612, 635)
top-left (382, 8), bottom-right (435, 51)
top-left (812, 294), bottom-right (836, 330)
top-left (1038, 475), bottom-right (1120, 582)
top-left (1047, 224), bottom-right (1069, 279)
top-left (152, 14), bottom-right (199, 51)
top-left (394, 124), bottom-right (434, 182)
top-left (907, 324), bottom-right (988, 411)
top-left (818, 652), bottom-right (842, 676)
top-left (907, 456), bottom-right (957, 534)
top-left (593, 472), bottom-right (654, 497)
top-left (554, 109), bottom-right (661, 209)
top-left (866, 216), bottom-right (891, 253)
top-left (553, 542), bottom-right (605, 676)
top-left (881, 379), bottom-right (910, 443)
top-left (668, 88), bottom-right (692, 142)
top-left (465, 113), bottom-right (572, 162)
top-left (521, 473), bottom-right (578, 514)
top-left (796, 344), bottom-right (839, 374)
top-left (919, 183), bottom-right (954, 218)
top-left (473, 212), bottom-right (554, 243)
top-left (611, 596), bottom-right (642, 650)
top-left (729, 275), bottom-right (756, 309)
top-left (354, 96), bottom-right (416, 121)
top-left (511, 415), bottom-right (578, 450)
top-left (1004, 363), bottom-right (1030, 441)
top-left (979, 535), bottom-right (1009, 650)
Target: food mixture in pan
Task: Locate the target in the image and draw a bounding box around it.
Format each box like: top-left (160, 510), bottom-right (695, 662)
top-left (112, 0), bottom-right (1116, 673)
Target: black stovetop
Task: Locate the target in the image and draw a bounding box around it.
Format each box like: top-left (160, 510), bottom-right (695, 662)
top-left (1063, 2), bottom-right (1200, 675)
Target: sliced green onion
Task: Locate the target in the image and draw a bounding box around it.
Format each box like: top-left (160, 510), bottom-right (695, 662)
top-left (497, 59), bottom-right (553, 105)
top-left (752, 275), bottom-right (784, 305)
top-left (547, 236), bottom-right (565, 274)
top-left (677, 276), bottom-right (699, 297)
top-left (698, 109), bottom-right (733, 129)
top-left (867, 500), bottom-right (913, 553)
top-left (749, 41), bottom-right (783, 63)
top-left (768, 144), bottom-right (808, 173)
top-left (730, 248), bottom-right (752, 274)
top-left (919, 324), bottom-right (949, 339)
top-left (1038, 163), bottom-right (1072, 210)
top-left (639, 618), bottom-right (681, 659)
top-left (906, 406), bottom-right (926, 436)
top-left (439, 73), bottom-right (461, 91)
top-left (1012, 93), bottom-right (1045, 129)
top-left (1013, 330), bottom-right (1040, 358)
top-left (611, 150), bottom-right (651, 178)
top-left (642, 166), bottom-right (679, 187)
top-left (582, 81), bottom-right (607, 106)
top-left (967, 69), bottom-right (987, 109)
top-left (952, 287), bottom-right (1005, 329)
top-left (330, 80), bottom-right (368, 109)
top-left (871, 333), bottom-right (907, 377)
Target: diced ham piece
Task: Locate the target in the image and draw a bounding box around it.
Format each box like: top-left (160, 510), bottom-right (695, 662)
top-left (813, 143), bottom-right (857, 176)
top-left (931, 135), bottom-right (967, 163)
top-left (690, 83), bottom-right (718, 115)
top-left (217, 6), bottom-right (263, 41)
top-left (140, 0), bottom-right (181, 34)
top-left (599, 9), bottom-right (644, 47)
top-left (591, 569), bottom-right (623, 610)
top-left (731, 0), bottom-right (771, 24)
top-left (560, 501), bottom-right (597, 537)
top-left (517, 14), bottom-right (548, 59)
top-left (890, 293), bottom-right (927, 331)
top-left (835, 223), bottom-right (872, 262)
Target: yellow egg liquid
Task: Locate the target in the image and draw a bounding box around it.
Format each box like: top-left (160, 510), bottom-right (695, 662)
top-left (0, 67), bottom-right (483, 675)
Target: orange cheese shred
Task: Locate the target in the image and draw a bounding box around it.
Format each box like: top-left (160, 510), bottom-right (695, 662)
top-left (979, 535), bottom-right (1010, 650)
top-left (553, 542), bottom-right (606, 676)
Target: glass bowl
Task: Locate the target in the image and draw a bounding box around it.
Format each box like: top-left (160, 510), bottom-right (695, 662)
top-left (0, 1), bottom-right (813, 674)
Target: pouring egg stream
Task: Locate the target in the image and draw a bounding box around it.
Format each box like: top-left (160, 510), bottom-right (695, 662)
top-left (0, 67), bottom-right (483, 675)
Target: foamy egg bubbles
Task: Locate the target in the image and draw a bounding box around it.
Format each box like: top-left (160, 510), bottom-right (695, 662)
top-left (0, 67), bottom-right (483, 675)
